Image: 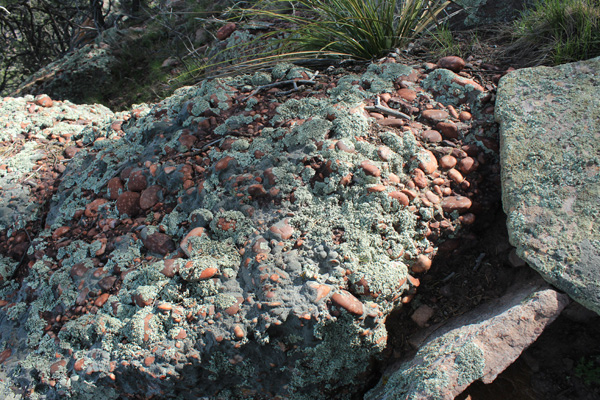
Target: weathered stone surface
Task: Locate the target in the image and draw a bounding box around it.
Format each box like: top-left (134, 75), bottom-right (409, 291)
top-left (496, 57), bottom-right (600, 315)
top-left (366, 278), bottom-right (569, 400)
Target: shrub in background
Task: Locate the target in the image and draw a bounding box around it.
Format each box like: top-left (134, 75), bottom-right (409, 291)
top-left (192, 0), bottom-right (450, 78)
top-left (512, 0), bottom-right (600, 65)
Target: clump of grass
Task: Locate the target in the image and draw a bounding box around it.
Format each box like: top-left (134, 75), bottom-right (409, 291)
top-left (425, 23), bottom-right (462, 57)
top-left (511, 0), bottom-right (600, 65)
top-left (189, 0), bottom-right (450, 78)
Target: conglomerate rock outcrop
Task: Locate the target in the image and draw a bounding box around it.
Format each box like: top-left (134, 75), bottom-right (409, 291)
top-left (0, 57), bottom-right (499, 398)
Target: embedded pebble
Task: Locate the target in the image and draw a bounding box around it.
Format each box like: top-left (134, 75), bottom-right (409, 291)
top-left (331, 290), bottom-right (364, 316)
top-left (128, 170), bottom-right (147, 192)
top-left (377, 146), bottom-right (392, 161)
top-left (422, 109), bottom-right (449, 122)
top-left (412, 168), bottom-right (428, 188)
top-left (116, 191), bottom-right (141, 217)
top-left (436, 121), bottom-right (459, 139)
top-left (143, 232), bottom-right (175, 255)
top-left (107, 177), bottom-right (124, 200)
top-left (458, 157), bottom-right (478, 174)
top-left (397, 88), bottom-right (417, 102)
top-left (389, 191), bottom-right (410, 206)
top-left (437, 56), bottom-right (466, 73)
top-left (361, 161), bottom-right (381, 177)
top-left (447, 168), bottom-right (465, 184)
top-left (441, 195), bottom-right (472, 213)
top-left (422, 130), bottom-right (442, 143)
top-left (269, 219), bottom-right (294, 240)
top-left (140, 185), bottom-right (162, 210)
top-left (439, 155), bottom-right (457, 169)
top-left (180, 227), bottom-right (206, 256)
top-left (418, 150), bottom-right (438, 174)
top-left (411, 254), bottom-right (432, 274)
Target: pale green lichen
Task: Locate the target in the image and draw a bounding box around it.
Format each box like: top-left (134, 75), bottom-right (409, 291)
top-left (0, 255), bottom-right (17, 281)
top-left (455, 342), bottom-right (485, 385)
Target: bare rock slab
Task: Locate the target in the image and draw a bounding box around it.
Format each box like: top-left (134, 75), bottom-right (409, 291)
top-left (366, 279), bottom-right (569, 400)
top-left (496, 57), bottom-right (600, 315)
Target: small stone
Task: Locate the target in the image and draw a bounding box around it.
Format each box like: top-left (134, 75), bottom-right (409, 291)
top-left (458, 157), bottom-right (478, 174)
top-left (447, 168), bottom-right (465, 184)
top-left (116, 191), bottom-right (141, 217)
top-left (143, 232), bottom-right (175, 255)
top-left (336, 140), bottom-right (355, 153)
top-left (248, 184), bottom-right (267, 197)
top-left (269, 219), bottom-right (294, 240)
top-left (422, 130), bottom-right (442, 143)
top-left (418, 150), bottom-right (438, 174)
top-left (35, 94), bottom-right (53, 107)
top-left (233, 325), bottom-right (245, 339)
top-left (107, 177), bottom-right (124, 200)
top-left (397, 88), bottom-right (417, 102)
top-left (388, 173), bottom-right (400, 184)
top-left (360, 161), bottom-right (381, 177)
top-left (425, 190), bottom-right (440, 204)
top-left (412, 168), bottom-right (428, 188)
top-left (377, 146), bottom-right (392, 161)
top-left (64, 146), bottom-right (80, 159)
top-left (411, 304), bottom-right (434, 327)
top-left (140, 185), bottom-right (162, 210)
top-left (215, 156), bottom-right (234, 172)
top-left (422, 109), bottom-right (449, 122)
top-left (85, 198), bottom-right (108, 218)
top-left (198, 267), bottom-right (218, 280)
top-left (440, 155), bottom-right (457, 169)
top-left (331, 290), bottom-right (364, 316)
top-left (161, 259), bottom-right (179, 278)
top-left (459, 213), bottom-right (476, 225)
top-left (378, 118), bottom-right (405, 127)
top-left (50, 360), bottom-right (67, 375)
top-left (389, 191), bottom-right (410, 206)
top-left (128, 170), bottom-right (147, 192)
top-left (459, 111), bottom-right (472, 121)
top-left (52, 226), bottom-right (70, 240)
top-left (180, 227), bottom-right (206, 256)
top-left (442, 195), bottom-right (472, 213)
top-left (411, 254), bottom-right (432, 273)
top-left (216, 22), bottom-right (237, 40)
top-left (367, 184), bottom-right (386, 193)
top-left (73, 358), bottom-right (85, 372)
top-left (438, 56), bottom-right (466, 73)
top-left (134, 293), bottom-right (153, 307)
top-left (436, 121), bottom-right (459, 139)
top-left (98, 276), bottom-right (117, 291)
top-left (94, 293), bottom-right (110, 307)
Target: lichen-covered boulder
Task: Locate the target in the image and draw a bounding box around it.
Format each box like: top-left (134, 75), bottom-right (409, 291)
top-left (0, 63), bottom-right (425, 399)
top-left (496, 56), bottom-right (600, 315)
top-left (366, 278), bottom-right (569, 400)
top-left (0, 56), bottom-right (496, 398)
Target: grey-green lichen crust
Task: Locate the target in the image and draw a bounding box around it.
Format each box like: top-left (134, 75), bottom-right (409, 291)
top-left (496, 56), bottom-right (600, 314)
